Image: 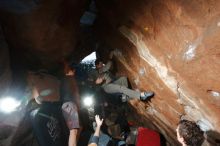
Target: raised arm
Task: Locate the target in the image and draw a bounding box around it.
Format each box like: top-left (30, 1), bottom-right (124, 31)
top-left (88, 115), bottom-right (103, 146)
top-left (94, 115), bottom-right (104, 137)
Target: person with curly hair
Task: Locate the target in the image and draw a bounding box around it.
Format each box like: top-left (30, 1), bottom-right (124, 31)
top-left (176, 120), bottom-right (205, 146)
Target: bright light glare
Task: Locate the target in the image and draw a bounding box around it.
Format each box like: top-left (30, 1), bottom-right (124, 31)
top-left (83, 96), bottom-right (94, 107)
top-left (0, 97), bottom-right (21, 113)
top-left (81, 52), bottom-right (96, 63)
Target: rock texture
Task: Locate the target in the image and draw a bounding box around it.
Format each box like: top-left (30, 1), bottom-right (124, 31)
top-left (0, 25), bottom-right (11, 97)
top-left (0, 0), bottom-right (87, 145)
top-left (0, 0), bottom-right (220, 145)
top-left (0, 0), bottom-right (88, 70)
top-left (95, 0), bottom-right (220, 145)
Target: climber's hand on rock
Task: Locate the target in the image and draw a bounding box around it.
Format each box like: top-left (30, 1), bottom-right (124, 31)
top-left (96, 77), bottom-right (104, 84)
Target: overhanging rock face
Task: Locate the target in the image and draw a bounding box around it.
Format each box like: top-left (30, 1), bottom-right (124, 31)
top-left (0, 0), bottom-right (220, 145)
top-left (0, 0), bottom-right (87, 70)
top-left (0, 25), bottom-right (11, 97)
top-left (0, 0), bottom-right (88, 145)
top-left (95, 0), bottom-right (220, 145)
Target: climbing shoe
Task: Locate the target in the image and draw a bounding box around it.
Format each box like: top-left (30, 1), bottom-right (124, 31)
top-left (140, 91), bottom-right (154, 101)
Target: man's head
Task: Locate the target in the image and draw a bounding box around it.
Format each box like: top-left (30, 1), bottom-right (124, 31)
top-left (176, 120), bottom-right (204, 146)
top-left (95, 58), bottom-right (103, 69)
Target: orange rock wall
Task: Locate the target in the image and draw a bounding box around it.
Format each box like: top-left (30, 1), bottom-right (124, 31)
top-left (1, 0), bottom-right (220, 145)
top-left (96, 0), bottom-right (220, 145)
